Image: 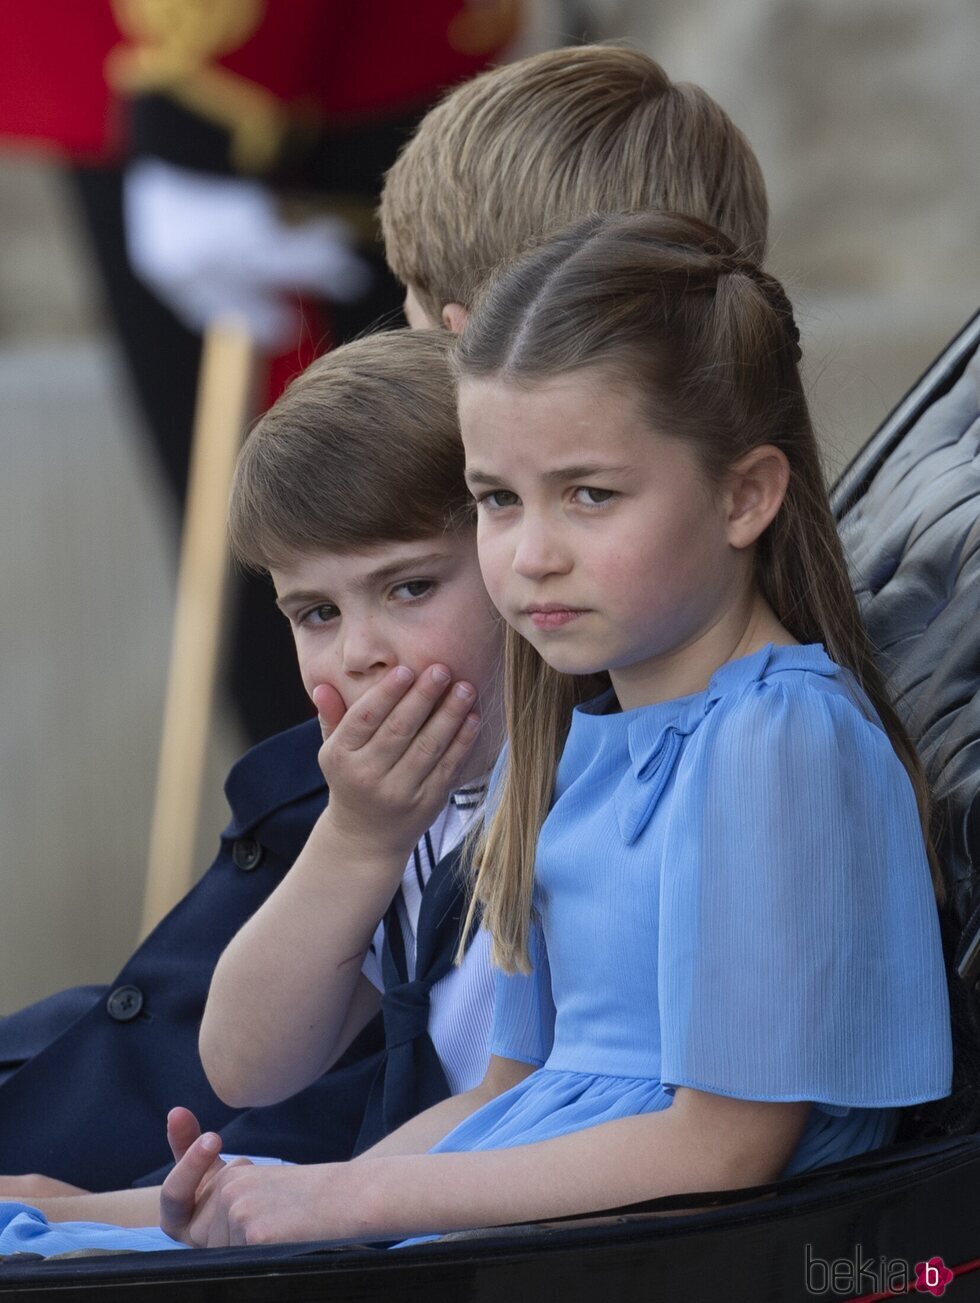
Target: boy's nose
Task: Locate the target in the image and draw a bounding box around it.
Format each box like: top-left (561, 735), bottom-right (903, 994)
top-left (338, 620), bottom-right (395, 677)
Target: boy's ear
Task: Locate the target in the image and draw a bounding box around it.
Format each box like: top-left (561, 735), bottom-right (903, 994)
top-left (442, 303), bottom-right (469, 334)
top-left (724, 445), bottom-right (790, 550)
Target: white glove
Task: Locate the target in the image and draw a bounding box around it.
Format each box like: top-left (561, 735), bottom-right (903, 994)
top-left (123, 158), bottom-right (373, 349)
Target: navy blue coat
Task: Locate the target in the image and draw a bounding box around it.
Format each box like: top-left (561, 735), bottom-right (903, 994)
top-left (0, 719), bottom-right (402, 1191)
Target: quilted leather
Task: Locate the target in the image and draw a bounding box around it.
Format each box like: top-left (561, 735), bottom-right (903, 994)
top-left (833, 311), bottom-right (980, 1133)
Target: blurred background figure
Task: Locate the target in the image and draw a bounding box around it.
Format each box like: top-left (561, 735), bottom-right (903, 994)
top-left (4, 0), bottom-right (530, 746)
top-left (0, 0), bottom-right (976, 1010)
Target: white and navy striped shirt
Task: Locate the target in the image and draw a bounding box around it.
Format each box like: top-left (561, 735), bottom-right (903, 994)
top-left (360, 784), bottom-right (494, 1094)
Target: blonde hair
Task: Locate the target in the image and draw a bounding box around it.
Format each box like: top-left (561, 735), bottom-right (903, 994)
top-left (455, 211), bottom-right (940, 973)
top-left (229, 330), bottom-right (470, 571)
top-left (380, 44), bottom-right (768, 324)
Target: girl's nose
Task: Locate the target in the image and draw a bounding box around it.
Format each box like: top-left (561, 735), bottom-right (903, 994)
top-left (511, 519), bottom-right (570, 580)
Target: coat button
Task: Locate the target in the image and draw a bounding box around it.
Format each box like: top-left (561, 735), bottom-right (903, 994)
top-left (106, 985), bottom-right (144, 1021)
top-left (232, 837), bottom-right (264, 871)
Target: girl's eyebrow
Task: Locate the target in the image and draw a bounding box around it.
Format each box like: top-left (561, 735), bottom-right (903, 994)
top-left (466, 463), bottom-right (635, 486)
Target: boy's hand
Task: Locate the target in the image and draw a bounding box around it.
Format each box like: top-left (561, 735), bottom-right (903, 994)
top-left (313, 664), bottom-right (480, 856)
top-left (162, 1158), bottom-right (368, 1248)
top-left (313, 681), bottom-right (347, 741)
top-left (166, 1104), bottom-right (204, 1159)
top-left (160, 1106), bottom-right (239, 1244)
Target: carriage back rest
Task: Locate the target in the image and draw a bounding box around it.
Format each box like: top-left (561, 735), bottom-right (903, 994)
top-left (832, 312), bottom-right (980, 1133)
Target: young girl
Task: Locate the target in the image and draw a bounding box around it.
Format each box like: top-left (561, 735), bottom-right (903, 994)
top-left (155, 211), bottom-right (951, 1248)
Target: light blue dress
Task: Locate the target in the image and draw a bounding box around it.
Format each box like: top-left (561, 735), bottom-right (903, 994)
top-left (0, 644), bottom-right (952, 1256)
top-left (428, 643), bottom-right (952, 1174)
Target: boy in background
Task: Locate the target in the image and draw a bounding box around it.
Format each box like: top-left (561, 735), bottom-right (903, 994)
top-left (382, 45), bottom-right (766, 333)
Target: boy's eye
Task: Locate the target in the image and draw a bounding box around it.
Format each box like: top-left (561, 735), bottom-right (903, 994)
top-left (390, 579), bottom-right (434, 601)
top-left (478, 489), bottom-right (520, 510)
top-left (572, 486), bottom-right (615, 506)
top-left (300, 603), bottom-right (339, 626)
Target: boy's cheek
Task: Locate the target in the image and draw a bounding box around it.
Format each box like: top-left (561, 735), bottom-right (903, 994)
top-left (403, 285), bottom-right (439, 330)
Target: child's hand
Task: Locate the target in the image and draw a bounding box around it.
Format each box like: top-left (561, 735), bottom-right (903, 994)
top-left (312, 681), bottom-right (346, 741)
top-left (160, 1106), bottom-right (243, 1244)
top-left (313, 664), bottom-right (480, 857)
top-left (162, 1158), bottom-right (367, 1248)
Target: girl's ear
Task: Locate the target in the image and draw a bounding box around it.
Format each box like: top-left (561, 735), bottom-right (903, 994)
top-left (724, 445), bottom-right (790, 550)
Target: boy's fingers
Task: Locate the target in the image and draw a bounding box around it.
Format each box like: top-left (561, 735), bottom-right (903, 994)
top-left (167, 1106), bottom-right (203, 1164)
top-left (312, 682), bottom-right (346, 738)
top-left (388, 677), bottom-right (478, 777)
top-left (362, 665), bottom-right (477, 770)
top-left (401, 703), bottom-right (481, 788)
top-left (331, 665), bottom-right (417, 751)
top-left (160, 1133), bottom-right (224, 1240)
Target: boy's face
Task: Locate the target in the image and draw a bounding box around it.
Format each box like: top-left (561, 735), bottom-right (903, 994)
top-left (270, 530), bottom-right (503, 776)
top-left (403, 286), bottom-right (438, 330)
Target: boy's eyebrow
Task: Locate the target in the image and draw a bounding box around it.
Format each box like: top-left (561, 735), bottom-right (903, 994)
top-left (275, 551), bottom-right (455, 610)
top-left (275, 589), bottom-right (327, 613)
top-left (352, 551), bottom-right (455, 592)
top-left (466, 463), bottom-right (635, 486)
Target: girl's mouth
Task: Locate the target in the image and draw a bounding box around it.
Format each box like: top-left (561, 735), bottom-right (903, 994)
top-left (525, 606), bottom-right (586, 630)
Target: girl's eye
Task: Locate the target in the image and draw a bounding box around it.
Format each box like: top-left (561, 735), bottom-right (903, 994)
top-left (390, 579), bottom-right (434, 601)
top-left (478, 489), bottom-right (520, 510)
top-left (572, 486), bottom-right (616, 506)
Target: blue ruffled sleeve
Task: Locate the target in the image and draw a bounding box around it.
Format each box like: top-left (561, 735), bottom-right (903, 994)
top-left (489, 920), bottom-right (556, 1067)
top-left (658, 672), bottom-right (951, 1112)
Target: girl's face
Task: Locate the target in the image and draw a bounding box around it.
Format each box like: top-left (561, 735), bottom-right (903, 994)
top-left (270, 531), bottom-right (503, 777)
top-left (460, 372), bottom-right (757, 711)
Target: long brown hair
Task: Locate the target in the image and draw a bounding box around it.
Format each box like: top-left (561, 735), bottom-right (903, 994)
top-left (456, 211), bottom-right (940, 973)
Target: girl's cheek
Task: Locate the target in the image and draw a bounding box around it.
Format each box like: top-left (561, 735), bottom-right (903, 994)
top-left (476, 539), bottom-right (508, 606)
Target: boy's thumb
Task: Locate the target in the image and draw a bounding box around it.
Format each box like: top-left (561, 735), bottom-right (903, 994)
top-left (312, 682), bottom-right (346, 737)
top-left (167, 1105), bottom-right (203, 1163)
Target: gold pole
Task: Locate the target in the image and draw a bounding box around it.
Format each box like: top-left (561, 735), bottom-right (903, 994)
top-left (141, 318), bottom-right (255, 937)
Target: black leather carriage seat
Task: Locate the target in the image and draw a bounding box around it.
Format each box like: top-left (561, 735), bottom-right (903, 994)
top-left (832, 310), bottom-right (980, 1133)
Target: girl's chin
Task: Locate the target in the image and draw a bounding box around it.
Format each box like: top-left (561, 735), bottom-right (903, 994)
top-left (528, 644), bottom-right (607, 678)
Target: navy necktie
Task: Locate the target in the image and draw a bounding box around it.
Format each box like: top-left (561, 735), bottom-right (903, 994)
top-left (353, 817), bottom-right (478, 1152)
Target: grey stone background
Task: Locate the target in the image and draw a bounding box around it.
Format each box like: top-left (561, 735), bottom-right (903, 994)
top-left (1, 2), bottom-right (977, 1013)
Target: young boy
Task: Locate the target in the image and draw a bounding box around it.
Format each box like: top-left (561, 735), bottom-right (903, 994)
top-left (0, 41), bottom-right (768, 1207)
top-left (0, 329), bottom-right (526, 1248)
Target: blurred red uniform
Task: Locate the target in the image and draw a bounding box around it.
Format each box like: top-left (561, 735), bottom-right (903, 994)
top-left (0, 0), bottom-right (518, 742)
